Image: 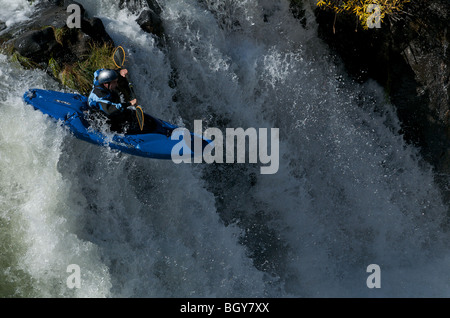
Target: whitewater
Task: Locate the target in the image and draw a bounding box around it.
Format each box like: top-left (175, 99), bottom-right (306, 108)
top-left (1, 0), bottom-right (449, 297)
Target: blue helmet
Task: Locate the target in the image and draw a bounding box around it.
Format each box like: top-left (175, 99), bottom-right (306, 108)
top-left (97, 69), bottom-right (118, 84)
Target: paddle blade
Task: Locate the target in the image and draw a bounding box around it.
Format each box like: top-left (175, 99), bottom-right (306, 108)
top-left (136, 106), bottom-right (144, 131)
top-left (113, 46), bottom-right (126, 68)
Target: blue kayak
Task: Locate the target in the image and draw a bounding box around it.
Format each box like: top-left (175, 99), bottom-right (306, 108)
top-left (23, 89), bottom-right (210, 159)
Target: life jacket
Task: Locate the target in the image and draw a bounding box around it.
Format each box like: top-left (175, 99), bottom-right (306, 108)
top-left (88, 85), bottom-right (128, 116)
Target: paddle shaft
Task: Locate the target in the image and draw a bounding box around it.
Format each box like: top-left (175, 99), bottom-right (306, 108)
top-left (113, 46), bottom-right (144, 130)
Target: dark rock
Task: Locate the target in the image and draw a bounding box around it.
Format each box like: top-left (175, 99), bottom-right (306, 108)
top-left (118, 0), bottom-right (164, 37)
top-left (30, 0), bottom-right (84, 29)
top-left (0, 0), bottom-right (121, 96)
top-left (7, 0), bottom-right (114, 68)
top-left (2, 0), bottom-right (167, 95)
top-left (119, 0), bottom-right (162, 14)
top-left (144, 0), bottom-right (162, 15)
top-left (13, 27), bottom-right (62, 63)
top-left (136, 8), bottom-right (163, 37)
top-left (3, 0), bottom-right (112, 47)
top-left (119, 0), bottom-right (144, 13)
top-left (312, 0), bottom-right (450, 174)
top-left (35, 0), bottom-right (113, 45)
top-left (80, 16), bottom-right (114, 45)
top-left (402, 0), bottom-right (450, 122)
top-left (67, 32), bottom-right (93, 58)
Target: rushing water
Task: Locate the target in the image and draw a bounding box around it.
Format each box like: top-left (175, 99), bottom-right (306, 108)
top-left (1, 0), bottom-right (449, 297)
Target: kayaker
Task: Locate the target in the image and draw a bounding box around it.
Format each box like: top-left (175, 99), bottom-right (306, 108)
top-left (88, 68), bottom-right (138, 133)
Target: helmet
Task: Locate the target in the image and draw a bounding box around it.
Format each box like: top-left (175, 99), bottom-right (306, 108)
top-left (97, 69), bottom-right (118, 84)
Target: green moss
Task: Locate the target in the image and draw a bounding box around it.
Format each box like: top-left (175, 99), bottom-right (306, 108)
top-left (59, 65), bottom-right (77, 90)
top-left (2, 23), bottom-right (118, 95)
top-left (48, 57), bottom-right (61, 78)
top-left (52, 26), bottom-right (68, 46)
top-left (10, 51), bottom-right (40, 69)
top-left (0, 42), bottom-right (15, 56)
top-left (316, 0), bottom-right (410, 29)
top-left (57, 43), bottom-right (117, 94)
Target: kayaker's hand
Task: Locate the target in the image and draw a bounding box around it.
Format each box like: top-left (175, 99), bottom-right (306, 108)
top-left (120, 69), bottom-right (128, 77)
top-left (130, 99), bottom-right (137, 106)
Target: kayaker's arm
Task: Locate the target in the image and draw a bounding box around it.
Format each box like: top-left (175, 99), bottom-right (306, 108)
top-left (116, 68), bottom-right (135, 102)
top-left (88, 86), bottom-right (131, 116)
top-left (96, 99), bottom-right (131, 115)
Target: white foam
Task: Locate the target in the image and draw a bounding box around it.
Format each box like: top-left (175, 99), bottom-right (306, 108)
top-left (158, 0), bottom-right (450, 297)
top-left (0, 56), bottom-right (112, 297)
top-left (0, 0), bottom-right (37, 28)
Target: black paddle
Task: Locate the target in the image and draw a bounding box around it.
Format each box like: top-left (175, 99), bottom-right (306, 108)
top-left (112, 46), bottom-right (144, 131)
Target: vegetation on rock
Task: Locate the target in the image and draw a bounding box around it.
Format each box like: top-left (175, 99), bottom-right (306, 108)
top-left (316, 0), bottom-right (410, 29)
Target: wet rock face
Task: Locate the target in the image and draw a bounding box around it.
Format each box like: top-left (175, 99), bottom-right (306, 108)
top-left (119, 0), bottom-right (162, 15)
top-left (136, 8), bottom-right (163, 37)
top-left (3, 1), bottom-right (113, 64)
top-left (313, 0), bottom-right (450, 172)
top-left (402, 0), bottom-right (450, 123)
top-left (2, 0), bottom-right (165, 60)
top-left (13, 27), bottom-right (61, 63)
top-left (119, 0), bottom-right (164, 37)
top-left (1, 0), bottom-right (165, 88)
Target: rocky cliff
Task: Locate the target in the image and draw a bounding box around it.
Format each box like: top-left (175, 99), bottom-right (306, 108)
top-left (0, 0), bottom-right (163, 94)
top-left (306, 0), bottom-right (450, 181)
